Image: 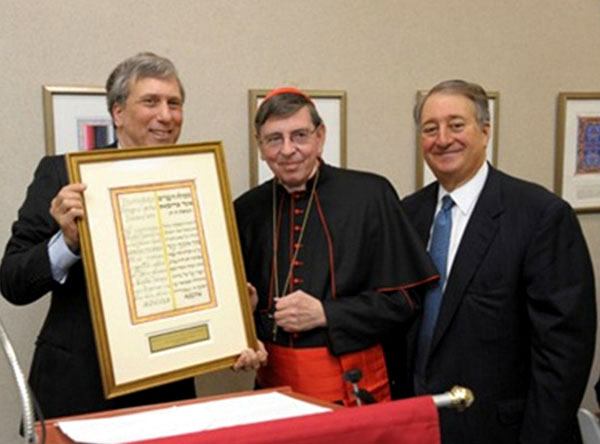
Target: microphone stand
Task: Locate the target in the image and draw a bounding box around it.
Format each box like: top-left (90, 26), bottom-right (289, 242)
top-left (0, 317), bottom-right (38, 443)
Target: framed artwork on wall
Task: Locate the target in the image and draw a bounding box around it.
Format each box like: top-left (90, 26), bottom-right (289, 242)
top-left (66, 142), bottom-right (257, 398)
top-left (43, 85), bottom-right (115, 155)
top-left (415, 91), bottom-right (499, 189)
top-left (555, 92), bottom-right (600, 213)
top-left (248, 89), bottom-right (347, 187)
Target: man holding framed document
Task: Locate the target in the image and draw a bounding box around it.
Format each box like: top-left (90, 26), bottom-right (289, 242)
top-left (0, 52), bottom-right (265, 421)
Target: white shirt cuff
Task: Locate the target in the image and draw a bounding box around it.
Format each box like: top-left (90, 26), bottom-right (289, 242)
top-left (48, 231), bottom-right (80, 284)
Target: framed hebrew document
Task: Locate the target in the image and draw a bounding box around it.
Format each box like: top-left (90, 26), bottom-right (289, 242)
top-left (67, 142), bottom-right (257, 398)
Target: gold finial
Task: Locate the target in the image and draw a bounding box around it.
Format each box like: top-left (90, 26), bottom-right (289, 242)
top-left (432, 385), bottom-right (475, 410)
top-left (448, 385), bottom-right (474, 411)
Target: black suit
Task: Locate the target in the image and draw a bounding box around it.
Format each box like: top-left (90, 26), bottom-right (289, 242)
top-left (402, 165), bottom-right (596, 444)
top-left (0, 155), bottom-right (195, 420)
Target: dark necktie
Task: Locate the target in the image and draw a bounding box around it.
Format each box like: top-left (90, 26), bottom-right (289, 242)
top-left (414, 195), bottom-right (454, 394)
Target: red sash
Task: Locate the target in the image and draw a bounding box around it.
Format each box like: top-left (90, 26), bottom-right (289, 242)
top-left (257, 343), bottom-right (390, 407)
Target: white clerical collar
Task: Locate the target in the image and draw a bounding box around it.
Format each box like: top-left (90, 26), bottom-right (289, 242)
top-left (437, 161), bottom-right (489, 216)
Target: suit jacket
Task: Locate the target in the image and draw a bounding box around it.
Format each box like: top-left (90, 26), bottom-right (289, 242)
top-left (402, 165), bottom-right (596, 444)
top-left (0, 155), bottom-right (195, 420)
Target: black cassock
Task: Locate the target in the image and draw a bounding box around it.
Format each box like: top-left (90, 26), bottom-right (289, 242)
top-left (235, 162), bottom-right (437, 397)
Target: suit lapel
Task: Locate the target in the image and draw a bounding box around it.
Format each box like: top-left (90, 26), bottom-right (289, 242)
top-left (430, 167), bottom-right (504, 354)
top-left (412, 185), bottom-right (438, 245)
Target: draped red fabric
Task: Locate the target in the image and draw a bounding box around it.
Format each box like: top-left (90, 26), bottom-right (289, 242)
top-left (134, 395), bottom-right (440, 444)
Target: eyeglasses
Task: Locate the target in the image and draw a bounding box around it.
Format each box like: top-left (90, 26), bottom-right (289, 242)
top-left (260, 126), bottom-right (319, 150)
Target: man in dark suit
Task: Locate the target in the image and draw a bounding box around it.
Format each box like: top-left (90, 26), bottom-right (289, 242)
top-left (0, 52), bottom-right (265, 420)
top-left (402, 79), bottom-right (596, 444)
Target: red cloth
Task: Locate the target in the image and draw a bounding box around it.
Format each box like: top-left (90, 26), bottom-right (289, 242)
top-left (257, 343), bottom-right (390, 406)
top-left (257, 344), bottom-right (346, 402)
top-left (133, 395), bottom-right (440, 444)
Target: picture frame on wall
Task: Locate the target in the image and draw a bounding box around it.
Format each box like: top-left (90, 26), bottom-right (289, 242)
top-left (555, 92), bottom-right (600, 213)
top-left (248, 89), bottom-right (347, 187)
top-left (43, 85), bottom-right (115, 155)
top-left (415, 91), bottom-right (500, 189)
top-left (66, 142), bottom-right (257, 398)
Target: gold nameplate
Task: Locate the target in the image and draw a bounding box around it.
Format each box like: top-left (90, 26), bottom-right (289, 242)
top-left (149, 324), bottom-right (210, 353)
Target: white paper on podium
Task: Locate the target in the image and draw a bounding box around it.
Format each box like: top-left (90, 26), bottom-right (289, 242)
top-left (57, 392), bottom-right (332, 443)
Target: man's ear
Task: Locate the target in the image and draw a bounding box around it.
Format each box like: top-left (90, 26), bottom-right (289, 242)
top-left (481, 122), bottom-right (491, 148)
top-left (111, 102), bottom-right (123, 128)
top-left (256, 133), bottom-right (267, 160)
top-left (315, 124), bottom-right (326, 157)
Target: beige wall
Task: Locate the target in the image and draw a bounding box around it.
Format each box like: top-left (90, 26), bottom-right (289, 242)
top-left (1, 1), bottom-right (599, 442)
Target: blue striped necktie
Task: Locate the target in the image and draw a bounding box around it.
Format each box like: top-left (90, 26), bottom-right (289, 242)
top-left (414, 195), bottom-right (454, 393)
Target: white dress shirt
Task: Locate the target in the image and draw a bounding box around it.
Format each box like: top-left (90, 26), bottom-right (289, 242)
top-left (429, 162), bottom-right (489, 284)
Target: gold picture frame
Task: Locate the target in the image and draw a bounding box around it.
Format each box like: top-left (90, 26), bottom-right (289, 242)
top-left (415, 90), bottom-right (499, 189)
top-left (43, 85), bottom-right (115, 155)
top-left (248, 89), bottom-right (347, 187)
top-left (555, 92), bottom-right (600, 213)
top-left (66, 142), bottom-right (257, 398)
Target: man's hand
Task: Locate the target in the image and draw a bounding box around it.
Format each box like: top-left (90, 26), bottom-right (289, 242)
top-left (232, 340), bottom-right (268, 371)
top-left (247, 282), bottom-right (258, 311)
top-left (50, 183), bottom-right (87, 252)
top-left (273, 290), bottom-right (327, 332)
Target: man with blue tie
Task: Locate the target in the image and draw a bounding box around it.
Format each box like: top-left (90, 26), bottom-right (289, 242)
top-left (402, 79), bottom-right (596, 444)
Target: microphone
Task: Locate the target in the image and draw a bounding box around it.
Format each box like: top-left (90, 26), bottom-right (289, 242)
top-left (343, 368), bottom-right (376, 406)
top-left (0, 316), bottom-right (39, 443)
